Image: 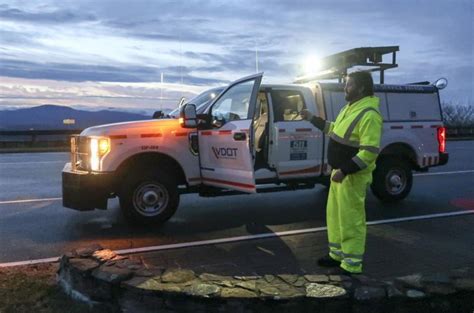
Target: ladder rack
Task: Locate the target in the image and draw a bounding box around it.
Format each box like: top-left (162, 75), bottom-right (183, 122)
top-left (295, 46), bottom-right (399, 84)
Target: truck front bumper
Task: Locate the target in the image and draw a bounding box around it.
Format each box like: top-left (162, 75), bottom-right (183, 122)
top-left (62, 163), bottom-right (114, 211)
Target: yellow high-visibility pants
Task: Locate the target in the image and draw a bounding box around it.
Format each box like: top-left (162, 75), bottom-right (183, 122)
top-left (327, 169), bottom-right (372, 273)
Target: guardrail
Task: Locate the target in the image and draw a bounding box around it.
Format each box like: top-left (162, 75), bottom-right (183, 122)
top-left (0, 129), bottom-right (81, 152)
top-left (445, 127), bottom-right (474, 139)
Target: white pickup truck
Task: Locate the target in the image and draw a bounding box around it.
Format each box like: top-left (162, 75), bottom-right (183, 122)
top-left (62, 73), bottom-right (449, 224)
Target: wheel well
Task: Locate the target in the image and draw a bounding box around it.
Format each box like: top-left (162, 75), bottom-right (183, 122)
top-left (116, 152), bottom-right (187, 185)
top-left (379, 143), bottom-right (418, 169)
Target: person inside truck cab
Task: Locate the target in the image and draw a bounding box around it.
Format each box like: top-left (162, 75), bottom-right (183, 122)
top-left (272, 91), bottom-right (305, 122)
top-left (253, 94), bottom-right (269, 168)
top-left (272, 93), bottom-right (286, 122)
top-left (301, 71), bottom-right (383, 275)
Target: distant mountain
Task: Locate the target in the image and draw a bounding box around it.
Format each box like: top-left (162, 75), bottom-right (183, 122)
top-left (0, 105), bottom-right (152, 130)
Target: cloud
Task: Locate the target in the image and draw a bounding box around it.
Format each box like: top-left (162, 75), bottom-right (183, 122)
top-left (0, 58), bottom-right (229, 85)
top-left (0, 5), bottom-right (97, 24)
top-left (0, 0), bottom-right (471, 109)
top-left (0, 29), bottom-right (37, 45)
top-left (0, 76), bottom-right (206, 112)
top-left (0, 59), bottom-right (154, 82)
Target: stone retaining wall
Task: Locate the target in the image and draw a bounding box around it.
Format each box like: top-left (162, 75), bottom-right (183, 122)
top-left (57, 246), bottom-right (474, 313)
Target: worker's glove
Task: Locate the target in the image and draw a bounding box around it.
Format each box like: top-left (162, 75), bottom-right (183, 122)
top-left (301, 109), bottom-right (326, 131)
top-left (300, 109), bottom-right (313, 121)
top-left (331, 169), bottom-right (346, 183)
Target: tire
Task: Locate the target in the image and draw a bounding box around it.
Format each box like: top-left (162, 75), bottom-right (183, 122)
top-left (119, 169), bottom-right (179, 225)
top-left (371, 157), bottom-right (413, 203)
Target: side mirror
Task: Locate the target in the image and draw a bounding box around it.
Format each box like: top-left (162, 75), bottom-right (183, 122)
top-left (179, 103), bottom-right (197, 128)
top-left (434, 77), bottom-right (448, 90)
top-left (152, 110), bottom-right (164, 119)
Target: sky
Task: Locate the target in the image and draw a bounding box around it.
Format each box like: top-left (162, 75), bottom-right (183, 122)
top-left (0, 0), bottom-right (472, 114)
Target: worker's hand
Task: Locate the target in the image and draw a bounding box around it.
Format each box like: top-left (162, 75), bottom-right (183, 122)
top-left (331, 170), bottom-right (346, 183)
top-left (300, 109), bottom-right (313, 121)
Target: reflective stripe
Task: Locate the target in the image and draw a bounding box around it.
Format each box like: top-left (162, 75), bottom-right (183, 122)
top-left (360, 145), bottom-right (379, 153)
top-left (330, 250), bottom-right (344, 257)
top-left (324, 121), bottom-right (332, 133)
top-left (328, 242), bottom-right (341, 248)
top-left (343, 107), bottom-right (379, 141)
top-left (352, 156), bottom-right (367, 170)
top-left (329, 107), bottom-right (380, 149)
top-left (344, 259), bottom-right (362, 266)
top-left (329, 251), bottom-right (343, 261)
top-left (329, 132), bottom-right (360, 148)
top-left (343, 253), bottom-right (364, 259)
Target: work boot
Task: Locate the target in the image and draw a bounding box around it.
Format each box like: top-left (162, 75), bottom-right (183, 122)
top-left (317, 255), bottom-right (341, 267)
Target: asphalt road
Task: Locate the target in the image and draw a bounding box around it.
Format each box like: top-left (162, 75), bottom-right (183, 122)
top-left (0, 140), bottom-right (473, 271)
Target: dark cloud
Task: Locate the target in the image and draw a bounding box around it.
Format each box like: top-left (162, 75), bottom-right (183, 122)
top-left (0, 5), bottom-right (97, 23)
top-left (104, 16), bottom-right (211, 31)
top-left (0, 58), bottom-right (227, 85)
top-left (105, 15), bottom-right (259, 46)
top-left (182, 47), bottom-right (287, 76)
top-left (131, 31), bottom-right (218, 44)
top-left (75, 1), bottom-right (276, 46)
top-left (0, 59), bottom-right (152, 82)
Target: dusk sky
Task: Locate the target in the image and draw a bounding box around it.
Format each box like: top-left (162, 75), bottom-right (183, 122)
top-left (0, 0), bottom-right (472, 114)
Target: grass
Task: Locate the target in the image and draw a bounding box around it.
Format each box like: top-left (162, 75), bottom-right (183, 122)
top-left (0, 263), bottom-right (107, 313)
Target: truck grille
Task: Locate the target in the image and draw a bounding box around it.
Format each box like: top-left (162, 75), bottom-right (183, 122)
top-left (71, 135), bottom-right (90, 171)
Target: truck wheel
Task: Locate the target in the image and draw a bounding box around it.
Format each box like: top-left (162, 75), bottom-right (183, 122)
top-left (119, 170), bottom-right (179, 225)
top-left (371, 157), bottom-right (413, 203)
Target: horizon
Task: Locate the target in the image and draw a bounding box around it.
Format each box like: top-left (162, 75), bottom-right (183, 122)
top-left (0, 0), bottom-right (472, 111)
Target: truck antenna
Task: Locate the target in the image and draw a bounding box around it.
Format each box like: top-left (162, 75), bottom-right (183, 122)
top-left (255, 40), bottom-right (259, 73)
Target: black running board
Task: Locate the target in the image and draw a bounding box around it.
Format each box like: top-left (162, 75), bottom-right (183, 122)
top-left (197, 182), bottom-right (315, 198)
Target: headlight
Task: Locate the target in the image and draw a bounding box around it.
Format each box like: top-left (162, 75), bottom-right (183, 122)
top-left (90, 137), bottom-right (110, 171)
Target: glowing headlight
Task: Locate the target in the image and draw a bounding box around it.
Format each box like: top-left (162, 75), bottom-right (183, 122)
top-left (98, 138), bottom-right (110, 155)
top-left (90, 137), bottom-right (110, 171)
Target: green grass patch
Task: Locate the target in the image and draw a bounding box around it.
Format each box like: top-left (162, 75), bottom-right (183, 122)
top-left (0, 263), bottom-right (106, 313)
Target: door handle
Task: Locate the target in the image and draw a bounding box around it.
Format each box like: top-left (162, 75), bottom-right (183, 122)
top-left (233, 132), bottom-right (247, 141)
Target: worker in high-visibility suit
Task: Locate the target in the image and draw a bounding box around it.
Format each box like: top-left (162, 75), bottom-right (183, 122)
top-left (302, 71), bottom-right (383, 274)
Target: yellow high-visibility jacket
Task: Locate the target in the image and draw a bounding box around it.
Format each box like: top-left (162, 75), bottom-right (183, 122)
top-left (312, 96), bottom-right (383, 174)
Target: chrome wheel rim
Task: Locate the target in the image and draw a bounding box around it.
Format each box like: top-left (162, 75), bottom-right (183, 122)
top-left (132, 182), bottom-right (169, 217)
top-left (385, 169), bottom-right (406, 195)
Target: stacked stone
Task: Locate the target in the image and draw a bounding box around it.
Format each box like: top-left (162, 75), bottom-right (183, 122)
top-left (58, 245), bottom-right (474, 313)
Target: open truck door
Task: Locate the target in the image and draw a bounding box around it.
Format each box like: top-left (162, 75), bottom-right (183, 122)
top-left (198, 73), bottom-right (263, 193)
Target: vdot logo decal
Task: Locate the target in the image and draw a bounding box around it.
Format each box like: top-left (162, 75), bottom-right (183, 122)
top-left (212, 147), bottom-right (238, 159)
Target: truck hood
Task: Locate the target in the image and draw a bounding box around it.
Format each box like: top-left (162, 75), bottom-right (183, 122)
top-left (80, 118), bottom-right (181, 137)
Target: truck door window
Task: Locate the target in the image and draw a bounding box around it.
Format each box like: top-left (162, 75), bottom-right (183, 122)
top-left (211, 80), bottom-right (254, 126)
top-left (271, 90), bottom-right (306, 122)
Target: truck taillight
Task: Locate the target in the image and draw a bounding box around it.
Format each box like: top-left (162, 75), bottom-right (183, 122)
top-left (437, 127), bottom-right (446, 153)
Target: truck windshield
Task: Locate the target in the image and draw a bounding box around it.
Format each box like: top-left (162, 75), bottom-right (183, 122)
top-left (168, 87), bottom-right (225, 118)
